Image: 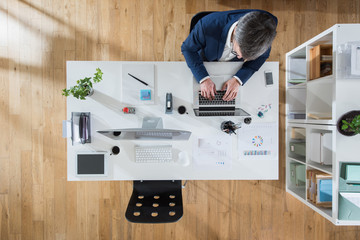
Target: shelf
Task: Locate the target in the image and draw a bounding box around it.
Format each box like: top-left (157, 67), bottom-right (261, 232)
top-left (307, 74), bottom-right (334, 83)
top-left (307, 161), bottom-right (332, 175)
top-left (307, 200), bottom-right (333, 218)
top-left (288, 186), bottom-right (306, 200)
top-left (287, 88), bottom-right (306, 118)
top-left (306, 78), bottom-right (333, 121)
top-left (287, 82), bottom-right (306, 89)
top-left (286, 24), bottom-right (360, 226)
top-left (288, 57), bottom-right (306, 86)
top-left (288, 157), bottom-right (306, 164)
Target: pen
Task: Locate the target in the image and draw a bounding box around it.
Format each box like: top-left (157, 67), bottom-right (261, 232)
top-left (128, 73), bottom-right (148, 86)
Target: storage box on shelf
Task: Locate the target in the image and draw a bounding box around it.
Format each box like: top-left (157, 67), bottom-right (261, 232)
top-left (306, 169), bottom-right (332, 208)
top-left (306, 125), bottom-right (335, 175)
top-left (338, 162), bottom-right (360, 222)
top-left (286, 124), bottom-right (307, 201)
top-left (286, 24), bottom-right (360, 225)
top-left (306, 168), bottom-right (333, 218)
top-left (288, 126), bottom-right (306, 162)
top-left (288, 159), bottom-right (306, 200)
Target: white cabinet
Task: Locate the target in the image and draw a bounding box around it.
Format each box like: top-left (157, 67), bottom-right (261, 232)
top-left (285, 24), bottom-right (360, 225)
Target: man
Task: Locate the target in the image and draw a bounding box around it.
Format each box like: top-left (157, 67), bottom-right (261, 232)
top-left (181, 9), bottom-right (277, 101)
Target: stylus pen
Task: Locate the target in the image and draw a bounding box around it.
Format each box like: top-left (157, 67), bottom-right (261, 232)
top-left (128, 73), bottom-right (148, 86)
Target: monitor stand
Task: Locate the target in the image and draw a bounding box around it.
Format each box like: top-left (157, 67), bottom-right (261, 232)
top-left (142, 117), bottom-right (163, 129)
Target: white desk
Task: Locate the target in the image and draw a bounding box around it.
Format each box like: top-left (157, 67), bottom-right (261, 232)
top-left (66, 61), bottom-right (279, 181)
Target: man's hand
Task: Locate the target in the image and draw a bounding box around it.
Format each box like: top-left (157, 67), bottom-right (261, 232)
top-left (221, 77), bottom-right (240, 101)
top-left (200, 78), bottom-right (217, 100)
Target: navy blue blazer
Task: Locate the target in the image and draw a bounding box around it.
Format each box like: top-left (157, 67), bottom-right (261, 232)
top-left (181, 9), bottom-right (278, 84)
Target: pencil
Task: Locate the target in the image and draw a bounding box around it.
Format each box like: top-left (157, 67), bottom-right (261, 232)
top-left (128, 73), bottom-right (148, 86)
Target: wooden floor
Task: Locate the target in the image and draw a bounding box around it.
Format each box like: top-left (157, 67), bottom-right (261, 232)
top-left (1, 0), bottom-right (360, 239)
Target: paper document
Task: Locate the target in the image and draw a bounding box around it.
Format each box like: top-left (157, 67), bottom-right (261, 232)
top-left (121, 64), bottom-right (155, 105)
top-left (340, 192), bottom-right (360, 209)
top-left (237, 122), bottom-right (277, 160)
top-left (193, 135), bottom-right (232, 169)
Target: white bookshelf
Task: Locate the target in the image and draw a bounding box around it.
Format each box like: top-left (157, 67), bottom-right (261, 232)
top-left (285, 24), bottom-right (360, 225)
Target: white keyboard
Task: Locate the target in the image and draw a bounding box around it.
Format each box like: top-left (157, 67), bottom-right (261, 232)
top-left (135, 145), bottom-right (173, 163)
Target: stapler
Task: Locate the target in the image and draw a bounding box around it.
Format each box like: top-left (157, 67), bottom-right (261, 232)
top-left (79, 112), bottom-right (91, 144)
top-left (165, 93), bottom-right (173, 114)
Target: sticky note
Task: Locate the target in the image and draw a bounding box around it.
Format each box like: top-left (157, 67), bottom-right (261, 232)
top-left (140, 89), bottom-right (151, 100)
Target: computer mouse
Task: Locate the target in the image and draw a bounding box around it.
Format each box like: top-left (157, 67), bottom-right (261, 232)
top-left (178, 151), bottom-right (190, 166)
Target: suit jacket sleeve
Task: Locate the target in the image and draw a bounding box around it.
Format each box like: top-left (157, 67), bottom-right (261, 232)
top-left (235, 47), bottom-right (271, 85)
top-left (181, 20), bottom-right (210, 83)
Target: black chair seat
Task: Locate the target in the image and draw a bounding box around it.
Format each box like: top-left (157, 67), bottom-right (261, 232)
top-left (125, 180), bottom-right (183, 223)
top-left (190, 11), bottom-right (216, 33)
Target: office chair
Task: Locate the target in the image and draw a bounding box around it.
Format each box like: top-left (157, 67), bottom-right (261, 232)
top-left (125, 180), bottom-right (183, 223)
top-left (189, 11), bottom-right (215, 33)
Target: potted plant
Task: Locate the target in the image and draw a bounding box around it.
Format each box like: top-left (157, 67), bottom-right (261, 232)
top-left (62, 68), bottom-right (103, 100)
top-left (337, 111), bottom-right (360, 136)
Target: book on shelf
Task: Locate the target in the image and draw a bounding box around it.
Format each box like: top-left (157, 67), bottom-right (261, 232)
top-left (321, 55), bottom-right (332, 61)
top-left (307, 113), bottom-right (332, 120)
top-left (288, 79), bottom-right (306, 85)
top-left (317, 179), bottom-right (332, 202)
top-left (288, 112), bottom-right (306, 120)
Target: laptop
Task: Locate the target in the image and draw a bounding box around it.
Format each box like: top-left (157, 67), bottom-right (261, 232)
top-left (192, 75), bottom-right (250, 117)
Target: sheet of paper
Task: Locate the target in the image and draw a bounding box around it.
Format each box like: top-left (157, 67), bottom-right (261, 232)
top-left (121, 63), bottom-right (155, 105)
top-left (340, 192), bottom-right (360, 209)
top-left (193, 135), bottom-right (232, 170)
top-left (238, 122), bottom-right (278, 161)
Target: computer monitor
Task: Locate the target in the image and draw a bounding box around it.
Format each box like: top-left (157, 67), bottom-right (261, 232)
top-left (97, 117), bottom-right (191, 141)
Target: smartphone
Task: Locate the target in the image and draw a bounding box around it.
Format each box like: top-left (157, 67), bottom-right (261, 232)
top-left (264, 70), bottom-right (273, 87)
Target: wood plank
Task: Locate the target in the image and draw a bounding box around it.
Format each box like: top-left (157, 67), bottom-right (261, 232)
top-left (32, 221), bottom-right (44, 240)
top-left (54, 180), bottom-right (66, 236)
top-left (239, 181), bottom-right (251, 240)
top-left (0, 47), bottom-right (9, 160)
top-left (86, 182), bottom-right (100, 239)
top-left (44, 198), bottom-right (54, 240)
top-left (0, 195), bottom-right (10, 240)
top-left (9, 115), bottom-right (22, 234)
top-left (99, 199), bottom-right (111, 240)
top-left (32, 184), bottom-right (44, 221)
top-left (76, 182), bottom-right (86, 240)
top-left (21, 151), bottom-right (32, 240)
top-left (250, 181), bottom-right (262, 240)
top-left (65, 182), bottom-right (77, 240)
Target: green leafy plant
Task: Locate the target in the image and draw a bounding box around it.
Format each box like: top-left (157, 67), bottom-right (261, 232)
top-left (341, 114), bottom-right (360, 134)
top-left (62, 68), bottom-right (103, 100)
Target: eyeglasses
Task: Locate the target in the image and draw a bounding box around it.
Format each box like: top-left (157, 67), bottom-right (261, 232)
top-left (231, 44), bottom-right (246, 61)
top-left (230, 38), bottom-right (241, 58)
top-left (231, 49), bottom-right (240, 57)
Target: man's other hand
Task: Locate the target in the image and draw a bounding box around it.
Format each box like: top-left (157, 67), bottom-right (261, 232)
top-left (221, 77), bottom-right (240, 101)
top-left (200, 78), bottom-right (217, 100)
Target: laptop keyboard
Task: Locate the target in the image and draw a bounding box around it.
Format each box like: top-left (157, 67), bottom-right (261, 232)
top-left (199, 111), bottom-right (235, 116)
top-left (198, 90), bottom-right (235, 105)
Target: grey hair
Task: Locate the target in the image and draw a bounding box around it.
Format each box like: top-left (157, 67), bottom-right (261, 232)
top-left (234, 11), bottom-right (277, 61)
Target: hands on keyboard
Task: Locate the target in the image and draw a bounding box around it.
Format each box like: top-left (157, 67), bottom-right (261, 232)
top-left (199, 90), bottom-right (236, 105)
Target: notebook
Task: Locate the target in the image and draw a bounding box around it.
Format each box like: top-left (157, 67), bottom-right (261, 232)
top-left (121, 63), bottom-right (155, 105)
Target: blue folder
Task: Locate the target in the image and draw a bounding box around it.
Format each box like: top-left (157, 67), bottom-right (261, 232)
top-left (319, 179), bottom-right (332, 202)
